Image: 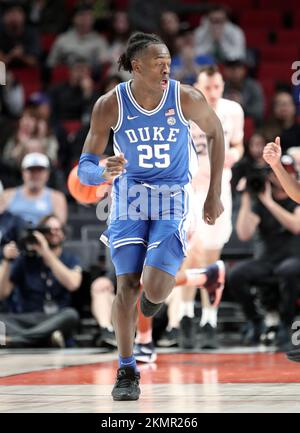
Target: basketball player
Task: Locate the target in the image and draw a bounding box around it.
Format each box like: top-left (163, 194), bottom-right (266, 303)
top-left (78, 33), bottom-right (225, 401)
top-left (179, 66), bottom-right (244, 349)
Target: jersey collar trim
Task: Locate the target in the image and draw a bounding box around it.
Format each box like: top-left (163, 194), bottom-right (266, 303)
top-left (125, 80), bottom-right (170, 116)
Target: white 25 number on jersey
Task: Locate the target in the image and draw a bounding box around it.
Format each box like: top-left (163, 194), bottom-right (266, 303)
top-left (137, 144), bottom-right (170, 168)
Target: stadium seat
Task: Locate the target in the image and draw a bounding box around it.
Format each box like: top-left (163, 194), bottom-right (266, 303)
top-left (244, 117), bottom-right (255, 141)
top-left (245, 29), bottom-right (270, 47)
top-left (258, 0), bottom-right (295, 9)
top-left (114, 0), bottom-right (129, 9)
top-left (10, 67), bottom-right (41, 99)
top-left (258, 63), bottom-right (293, 83)
top-left (62, 120), bottom-right (82, 136)
top-left (215, 0), bottom-right (254, 8)
top-left (81, 225), bottom-right (102, 243)
top-left (67, 213), bottom-right (102, 239)
top-left (65, 0), bottom-right (78, 14)
top-left (51, 65), bottom-right (70, 83)
top-left (259, 45), bottom-right (299, 62)
top-left (185, 13), bottom-right (203, 28)
top-left (294, 11), bottom-right (300, 27)
top-left (260, 79), bottom-right (275, 116)
top-left (41, 32), bottom-right (56, 54)
top-left (239, 10), bottom-right (282, 29)
top-left (63, 240), bottom-right (102, 270)
top-left (276, 29), bottom-right (300, 44)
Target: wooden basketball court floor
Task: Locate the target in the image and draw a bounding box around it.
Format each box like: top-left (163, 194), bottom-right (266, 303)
top-left (0, 347), bottom-right (300, 413)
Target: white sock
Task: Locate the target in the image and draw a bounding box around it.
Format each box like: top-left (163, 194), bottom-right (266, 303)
top-left (200, 307), bottom-right (218, 328)
top-left (180, 301), bottom-right (195, 319)
top-left (264, 312), bottom-right (280, 327)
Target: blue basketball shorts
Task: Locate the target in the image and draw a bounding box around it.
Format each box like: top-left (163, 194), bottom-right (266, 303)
top-left (100, 178), bottom-right (191, 276)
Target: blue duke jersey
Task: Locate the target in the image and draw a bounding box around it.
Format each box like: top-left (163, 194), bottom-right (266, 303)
top-left (101, 79), bottom-right (198, 276)
top-left (112, 79), bottom-right (198, 186)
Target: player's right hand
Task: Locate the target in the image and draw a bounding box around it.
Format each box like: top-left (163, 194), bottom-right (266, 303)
top-left (3, 241), bottom-right (20, 261)
top-left (203, 193), bottom-right (224, 225)
top-left (263, 136), bottom-right (282, 168)
top-left (103, 153), bottom-right (127, 181)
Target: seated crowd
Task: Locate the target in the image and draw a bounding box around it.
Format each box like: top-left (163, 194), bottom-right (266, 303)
top-left (0, 0), bottom-right (300, 353)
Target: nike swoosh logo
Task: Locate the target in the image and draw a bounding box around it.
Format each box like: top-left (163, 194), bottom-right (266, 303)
top-left (170, 191), bottom-right (181, 198)
top-left (127, 115), bottom-right (139, 120)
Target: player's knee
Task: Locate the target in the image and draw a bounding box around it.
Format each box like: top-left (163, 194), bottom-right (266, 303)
top-left (116, 276), bottom-right (141, 306)
top-left (144, 285), bottom-right (170, 304)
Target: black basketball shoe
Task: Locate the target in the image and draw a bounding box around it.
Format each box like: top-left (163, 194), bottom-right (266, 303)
top-left (111, 367), bottom-right (141, 401)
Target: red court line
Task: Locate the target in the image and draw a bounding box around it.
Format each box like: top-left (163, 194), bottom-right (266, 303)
top-left (0, 353), bottom-right (299, 386)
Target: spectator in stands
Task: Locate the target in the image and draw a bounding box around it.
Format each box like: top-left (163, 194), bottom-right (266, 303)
top-left (25, 91), bottom-right (69, 183)
top-left (91, 276), bottom-right (117, 348)
top-left (263, 90), bottom-right (300, 154)
top-left (228, 157), bottom-right (300, 350)
top-left (171, 44), bottom-right (214, 85)
top-left (46, 4), bottom-right (108, 70)
top-left (0, 2), bottom-right (40, 67)
top-left (2, 106), bottom-right (59, 169)
top-left (0, 71), bottom-right (25, 185)
top-left (28, 0), bottom-right (66, 33)
top-left (159, 10), bottom-right (182, 57)
top-left (128, 0), bottom-right (165, 33)
top-left (69, 74), bottom-right (123, 166)
top-left (194, 4), bottom-right (246, 63)
top-left (0, 214), bottom-right (81, 348)
top-left (231, 132), bottom-right (268, 194)
top-left (0, 180), bottom-right (26, 313)
top-left (0, 181), bottom-right (26, 254)
top-left (50, 60), bottom-right (96, 126)
top-left (0, 71), bottom-right (24, 120)
top-left (1, 152), bottom-right (67, 225)
top-left (105, 11), bottom-right (132, 81)
top-left (223, 59), bottom-right (265, 127)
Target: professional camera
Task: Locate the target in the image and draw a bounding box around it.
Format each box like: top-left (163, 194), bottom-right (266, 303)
top-left (17, 225), bottom-right (52, 256)
top-left (245, 166), bottom-right (270, 195)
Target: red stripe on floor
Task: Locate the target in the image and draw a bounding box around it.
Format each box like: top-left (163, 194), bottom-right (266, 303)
top-left (0, 353), bottom-right (299, 386)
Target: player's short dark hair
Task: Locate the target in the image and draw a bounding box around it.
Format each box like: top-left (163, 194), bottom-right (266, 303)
top-left (118, 32), bottom-right (165, 73)
top-left (198, 65), bottom-right (220, 77)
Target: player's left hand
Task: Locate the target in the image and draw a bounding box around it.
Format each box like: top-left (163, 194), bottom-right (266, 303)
top-left (203, 192), bottom-right (224, 225)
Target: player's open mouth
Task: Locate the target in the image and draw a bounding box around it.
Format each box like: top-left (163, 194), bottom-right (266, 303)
top-left (161, 79), bottom-right (168, 89)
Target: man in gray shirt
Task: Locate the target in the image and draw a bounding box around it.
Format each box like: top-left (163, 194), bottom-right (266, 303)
top-left (47, 4), bottom-right (108, 69)
top-left (194, 5), bottom-right (246, 63)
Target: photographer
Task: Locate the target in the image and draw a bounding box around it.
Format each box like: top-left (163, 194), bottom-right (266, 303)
top-left (0, 214), bottom-right (81, 347)
top-left (228, 156), bottom-right (300, 349)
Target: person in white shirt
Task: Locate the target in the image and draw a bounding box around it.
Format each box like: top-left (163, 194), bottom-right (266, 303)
top-left (179, 65), bottom-right (244, 349)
